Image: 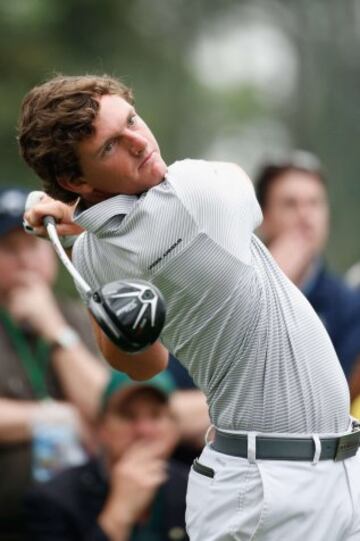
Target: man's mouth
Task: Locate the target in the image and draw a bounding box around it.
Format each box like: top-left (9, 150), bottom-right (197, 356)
top-left (139, 151), bottom-right (154, 169)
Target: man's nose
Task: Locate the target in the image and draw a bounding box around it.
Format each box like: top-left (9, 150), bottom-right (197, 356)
top-left (134, 418), bottom-right (156, 438)
top-left (297, 203), bottom-right (314, 224)
top-left (125, 131), bottom-right (147, 156)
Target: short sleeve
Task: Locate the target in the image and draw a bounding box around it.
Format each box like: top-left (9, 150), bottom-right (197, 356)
top-left (167, 159), bottom-right (262, 264)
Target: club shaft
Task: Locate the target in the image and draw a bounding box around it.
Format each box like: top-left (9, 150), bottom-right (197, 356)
top-left (44, 218), bottom-right (92, 298)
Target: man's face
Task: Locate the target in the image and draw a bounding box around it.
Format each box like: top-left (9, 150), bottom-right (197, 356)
top-left (260, 170), bottom-right (330, 253)
top-left (99, 390), bottom-right (177, 462)
top-left (0, 229), bottom-right (57, 302)
top-left (70, 94), bottom-right (167, 203)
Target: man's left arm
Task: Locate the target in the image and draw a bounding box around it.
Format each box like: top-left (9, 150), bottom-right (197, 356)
top-left (6, 273), bottom-right (108, 421)
top-left (90, 316), bottom-right (168, 380)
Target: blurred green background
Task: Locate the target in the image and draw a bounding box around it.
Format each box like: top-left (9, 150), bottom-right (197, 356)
top-left (1, 0), bottom-right (359, 294)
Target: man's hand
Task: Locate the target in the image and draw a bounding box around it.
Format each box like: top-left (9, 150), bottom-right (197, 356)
top-left (98, 441), bottom-right (168, 540)
top-left (268, 227), bottom-right (319, 286)
top-left (5, 271), bottom-right (68, 342)
top-left (24, 192), bottom-right (84, 238)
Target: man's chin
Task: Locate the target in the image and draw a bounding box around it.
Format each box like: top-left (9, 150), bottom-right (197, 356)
top-left (151, 158), bottom-right (167, 180)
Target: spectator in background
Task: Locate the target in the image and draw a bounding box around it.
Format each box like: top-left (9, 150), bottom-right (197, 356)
top-left (0, 187), bottom-right (108, 541)
top-left (255, 151), bottom-right (360, 395)
top-left (25, 371), bottom-right (189, 541)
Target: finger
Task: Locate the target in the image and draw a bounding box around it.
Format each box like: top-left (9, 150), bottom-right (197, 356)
top-left (126, 441), bottom-right (167, 461)
top-left (24, 199), bottom-right (64, 228)
top-left (25, 191), bottom-right (46, 211)
top-left (140, 470), bottom-right (168, 487)
top-left (23, 191), bottom-right (46, 234)
top-left (24, 224), bottom-right (48, 237)
top-left (24, 206), bottom-right (54, 228)
top-left (56, 223), bottom-right (85, 237)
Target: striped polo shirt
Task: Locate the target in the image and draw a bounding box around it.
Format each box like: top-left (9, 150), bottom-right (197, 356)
top-left (73, 159), bottom-right (349, 434)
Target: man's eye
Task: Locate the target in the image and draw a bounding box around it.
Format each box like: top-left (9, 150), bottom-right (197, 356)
top-left (103, 140), bottom-right (115, 154)
top-left (128, 114), bottom-right (137, 126)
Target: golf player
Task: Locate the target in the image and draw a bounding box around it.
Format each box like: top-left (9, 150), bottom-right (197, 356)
top-left (20, 75), bottom-right (360, 540)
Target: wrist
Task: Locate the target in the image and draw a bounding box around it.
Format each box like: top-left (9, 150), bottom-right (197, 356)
top-left (34, 312), bottom-right (69, 342)
top-left (98, 506), bottom-right (133, 540)
top-left (49, 326), bottom-right (81, 352)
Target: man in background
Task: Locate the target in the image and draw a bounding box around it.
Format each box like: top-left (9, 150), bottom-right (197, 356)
top-left (0, 187), bottom-right (108, 541)
top-left (255, 151), bottom-right (360, 394)
top-left (25, 371), bottom-right (189, 541)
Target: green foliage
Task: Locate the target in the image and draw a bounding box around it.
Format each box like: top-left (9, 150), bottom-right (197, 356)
top-left (0, 0), bottom-right (358, 293)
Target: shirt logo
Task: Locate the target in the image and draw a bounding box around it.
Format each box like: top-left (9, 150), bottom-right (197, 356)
top-left (148, 238), bottom-right (183, 270)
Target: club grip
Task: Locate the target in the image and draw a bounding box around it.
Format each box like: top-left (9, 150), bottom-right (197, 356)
top-left (43, 216), bottom-right (56, 228)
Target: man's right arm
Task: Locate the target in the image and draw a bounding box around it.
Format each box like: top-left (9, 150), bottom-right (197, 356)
top-left (24, 194), bottom-right (169, 379)
top-left (0, 399), bottom-right (41, 442)
top-left (0, 399), bottom-right (81, 443)
top-left (90, 317), bottom-right (168, 380)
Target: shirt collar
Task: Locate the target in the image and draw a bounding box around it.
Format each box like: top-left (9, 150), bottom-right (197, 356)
top-left (73, 194), bottom-right (139, 233)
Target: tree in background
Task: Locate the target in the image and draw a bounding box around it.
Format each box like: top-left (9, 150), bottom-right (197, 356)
top-left (1, 0), bottom-right (358, 294)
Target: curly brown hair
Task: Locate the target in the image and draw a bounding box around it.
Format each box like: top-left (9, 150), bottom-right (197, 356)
top-left (18, 74), bottom-right (134, 203)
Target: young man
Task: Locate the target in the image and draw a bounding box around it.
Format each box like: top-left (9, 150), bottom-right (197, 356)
top-left (25, 371), bottom-right (189, 541)
top-left (20, 75), bottom-right (360, 541)
top-left (255, 153), bottom-right (360, 397)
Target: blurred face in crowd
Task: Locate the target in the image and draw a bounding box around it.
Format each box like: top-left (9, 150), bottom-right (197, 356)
top-left (61, 94), bottom-right (168, 204)
top-left (0, 229), bottom-right (58, 302)
top-left (260, 170), bottom-right (330, 254)
top-left (99, 389), bottom-right (178, 464)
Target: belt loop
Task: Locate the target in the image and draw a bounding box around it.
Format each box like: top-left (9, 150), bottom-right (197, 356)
top-left (205, 424), bottom-right (215, 445)
top-left (247, 432), bottom-right (257, 464)
top-left (312, 434), bottom-right (321, 465)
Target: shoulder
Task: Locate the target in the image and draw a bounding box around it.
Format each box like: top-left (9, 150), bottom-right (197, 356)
top-left (309, 267), bottom-right (360, 338)
top-left (166, 158), bottom-right (255, 203)
top-left (315, 267), bottom-right (360, 310)
top-left (165, 159), bottom-right (261, 231)
top-left (26, 460), bottom-right (105, 513)
top-left (25, 460), bottom-right (106, 540)
top-left (168, 159), bottom-right (252, 186)
top-left (27, 462), bottom-right (88, 502)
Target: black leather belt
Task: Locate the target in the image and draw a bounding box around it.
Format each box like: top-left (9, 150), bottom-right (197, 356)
top-left (212, 425), bottom-right (360, 462)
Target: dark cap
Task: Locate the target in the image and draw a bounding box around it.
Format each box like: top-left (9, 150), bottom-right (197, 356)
top-left (0, 187), bottom-right (29, 237)
top-left (100, 369), bottom-right (176, 416)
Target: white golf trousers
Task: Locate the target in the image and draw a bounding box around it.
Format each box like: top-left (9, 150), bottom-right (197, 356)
top-left (185, 443), bottom-right (360, 540)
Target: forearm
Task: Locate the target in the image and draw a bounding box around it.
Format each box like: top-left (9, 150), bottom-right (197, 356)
top-left (0, 399), bottom-right (39, 443)
top-left (97, 508), bottom-right (133, 541)
top-left (51, 343), bottom-right (109, 421)
top-left (91, 318), bottom-right (168, 380)
top-left (170, 390), bottom-right (210, 442)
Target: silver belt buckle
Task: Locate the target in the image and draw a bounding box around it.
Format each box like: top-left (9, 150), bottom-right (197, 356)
top-left (334, 429), bottom-right (360, 461)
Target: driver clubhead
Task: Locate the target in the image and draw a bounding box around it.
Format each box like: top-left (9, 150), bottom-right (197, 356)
top-left (88, 279), bottom-right (166, 353)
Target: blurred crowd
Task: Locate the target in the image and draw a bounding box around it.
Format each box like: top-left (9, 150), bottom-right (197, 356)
top-left (0, 150), bottom-right (359, 540)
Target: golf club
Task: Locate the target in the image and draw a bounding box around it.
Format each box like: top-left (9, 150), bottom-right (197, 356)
top-left (43, 215), bottom-right (166, 353)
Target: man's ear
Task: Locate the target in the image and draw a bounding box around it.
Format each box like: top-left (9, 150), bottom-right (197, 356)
top-left (57, 176), bottom-right (94, 198)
